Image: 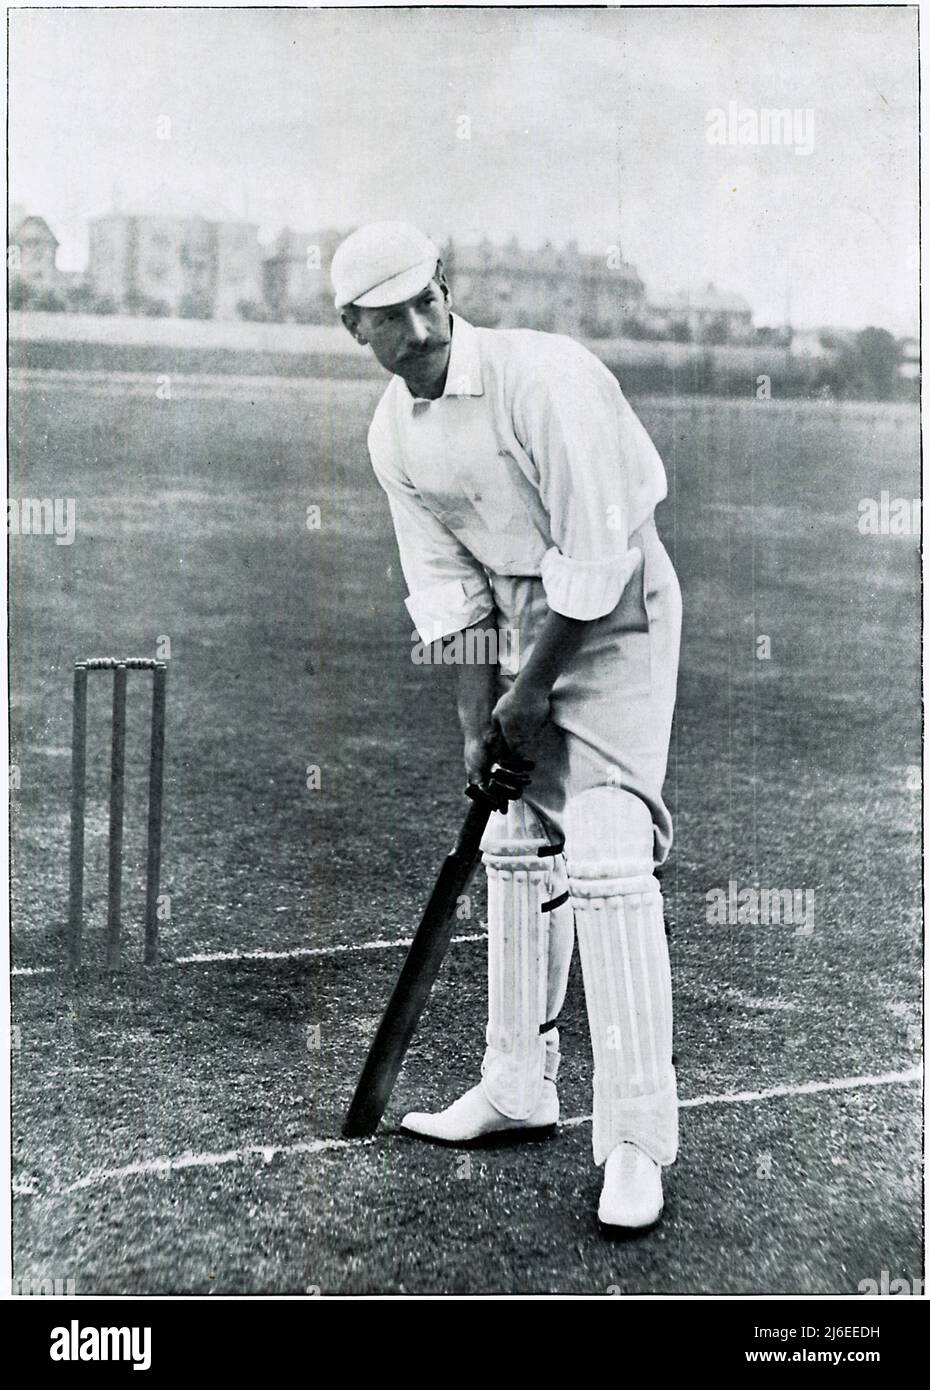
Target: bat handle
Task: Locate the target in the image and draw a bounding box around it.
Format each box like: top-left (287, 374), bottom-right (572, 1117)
top-left (466, 740), bottom-right (533, 816)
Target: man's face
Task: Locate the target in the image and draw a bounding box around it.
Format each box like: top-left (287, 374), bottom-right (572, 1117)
top-left (348, 275), bottom-right (453, 398)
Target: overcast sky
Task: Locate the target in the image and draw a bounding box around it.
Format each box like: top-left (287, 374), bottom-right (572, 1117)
top-left (9, 6), bottom-right (918, 332)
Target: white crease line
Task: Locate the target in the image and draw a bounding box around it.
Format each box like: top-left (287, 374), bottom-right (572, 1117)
top-left (560, 1067), bottom-right (922, 1129)
top-left (12, 932), bottom-right (489, 977)
top-left (23, 1068), bottom-right (921, 1200)
top-left (175, 934), bottom-right (488, 964)
top-left (680, 1068), bottom-right (922, 1108)
top-left (58, 1136), bottom-right (375, 1196)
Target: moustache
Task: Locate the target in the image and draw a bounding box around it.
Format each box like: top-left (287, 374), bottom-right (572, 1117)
top-left (402, 341), bottom-right (446, 363)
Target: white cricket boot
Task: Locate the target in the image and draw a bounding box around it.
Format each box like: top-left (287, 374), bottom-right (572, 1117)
top-left (401, 1077), bottom-right (559, 1146)
top-left (598, 1142), bottom-right (664, 1232)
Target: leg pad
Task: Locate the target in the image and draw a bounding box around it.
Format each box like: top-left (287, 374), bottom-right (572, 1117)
top-left (568, 787), bottom-right (678, 1166)
top-left (481, 841), bottom-right (552, 1118)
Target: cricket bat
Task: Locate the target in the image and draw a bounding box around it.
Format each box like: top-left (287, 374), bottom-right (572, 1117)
top-left (341, 752), bottom-right (530, 1138)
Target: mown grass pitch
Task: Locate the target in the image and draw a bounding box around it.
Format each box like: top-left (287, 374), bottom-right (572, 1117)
top-left (10, 372), bottom-right (921, 1294)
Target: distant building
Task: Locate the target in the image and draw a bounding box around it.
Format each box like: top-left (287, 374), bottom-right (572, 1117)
top-left (646, 283), bottom-right (754, 344)
top-left (87, 214), bottom-right (132, 307)
top-left (88, 213), bottom-right (264, 318)
top-left (214, 221), bottom-right (266, 319)
top-left (260, 228), bottom-right (648, 337)
top-left (9, 212), bottom-right (60, 291)
top-left (445, 237), bottom-right (646, 337)
top-left (262, 228), bottom-right (346, 322)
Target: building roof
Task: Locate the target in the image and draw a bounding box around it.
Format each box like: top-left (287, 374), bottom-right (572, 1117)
top-left (89, 210), bottom-right (259, 238)
top-left (11, 214), bottom-right (58, 248)
top-left (448, 238), bottom-right (641, 283)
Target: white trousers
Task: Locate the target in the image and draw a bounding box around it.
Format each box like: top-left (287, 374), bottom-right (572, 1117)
top-left (479, 521), bottom-right (682, 1165)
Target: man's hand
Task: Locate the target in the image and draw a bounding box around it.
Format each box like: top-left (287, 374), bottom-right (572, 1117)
top-left (463, 725), bottom-right (498, 787)
top-left (453, 610), bottom-right (589, 779)
top-left (491, 683), bottom-right (550, 761)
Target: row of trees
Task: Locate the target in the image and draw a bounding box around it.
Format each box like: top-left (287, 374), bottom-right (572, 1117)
top-left (10, 277), bottom-right (217, 319)
top-left (595, 327), bottom-right (912, 401)
top-left (10, 275), bottom-right (333, 324)
top-left (811, 327), bottom-right (908, 401)
top-left (620, 317), bottom-right (793, 348)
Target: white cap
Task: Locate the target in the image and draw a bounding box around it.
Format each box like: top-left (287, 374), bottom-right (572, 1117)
top-left (331, 221), bottom-right (439, 309)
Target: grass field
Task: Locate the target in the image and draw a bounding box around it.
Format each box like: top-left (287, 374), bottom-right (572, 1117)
top-left (9, 368), bottom-right (922, 1295)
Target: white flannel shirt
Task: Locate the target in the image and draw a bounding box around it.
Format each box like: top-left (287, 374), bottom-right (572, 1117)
top-left (367, 314), bottom-right (668, 645)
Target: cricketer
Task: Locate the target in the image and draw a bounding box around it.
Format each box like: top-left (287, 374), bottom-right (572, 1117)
top-left (333, 222), bottom-right (682, 1231)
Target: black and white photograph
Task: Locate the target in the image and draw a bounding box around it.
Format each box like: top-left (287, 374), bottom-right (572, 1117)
top-left (4, 2), bottom-right (922, 1309)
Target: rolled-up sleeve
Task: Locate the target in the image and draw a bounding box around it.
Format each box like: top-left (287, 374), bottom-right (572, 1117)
top-left (514, 349), bottom-right (661, 620)
top-left (369, 415), bottom-right (494, 644)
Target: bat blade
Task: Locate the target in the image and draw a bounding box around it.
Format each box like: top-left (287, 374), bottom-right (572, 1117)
top-left (341, 795), bottom-right (492, 1138)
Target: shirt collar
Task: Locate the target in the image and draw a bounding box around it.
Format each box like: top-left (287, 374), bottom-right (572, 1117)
top-left (403, 314), bottom-right (484, 408)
